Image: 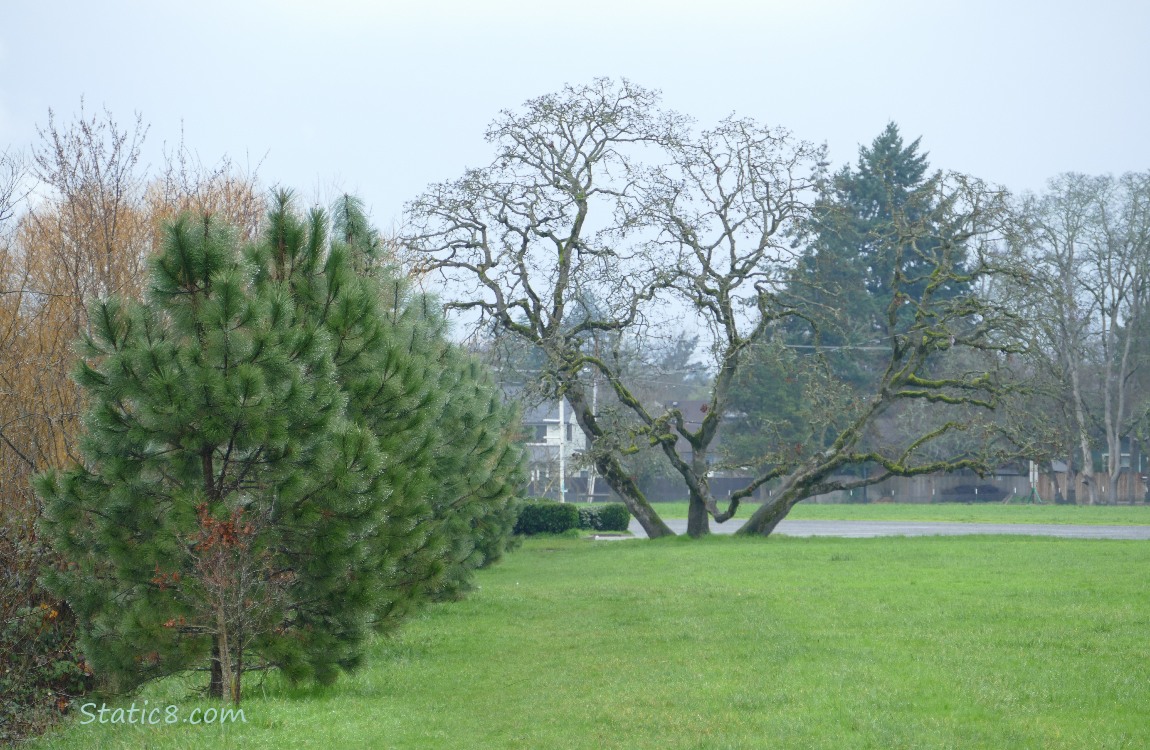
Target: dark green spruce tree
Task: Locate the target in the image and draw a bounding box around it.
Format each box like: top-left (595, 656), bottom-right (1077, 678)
top-left (729, 124), bottom-right (968, 469)
top-left (788, 122), bottom-right (964, 380)
top-left (36, 214), bottom-right (387, 702)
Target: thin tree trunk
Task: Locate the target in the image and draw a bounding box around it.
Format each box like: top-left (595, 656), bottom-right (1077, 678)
top-left (1068, 359), bottom-right (1097, 504)
top-left (1104, 429), bottom-right (1120, 504)
top-left (209, 637), bottom-right (223, 699)
top-left (1064, 448), bottom-right (1076, 504)
top-left (1102, 309), bottom-right (1119, 504)
top-left (217, 608), bottom-right (233, 705)
top-left (1106, 300), bottom-right (1137, 503)
top-left (234, 641), bottom-right (243, 705)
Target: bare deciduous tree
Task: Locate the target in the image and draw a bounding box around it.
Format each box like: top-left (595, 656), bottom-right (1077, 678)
top-left (1015, 172), bottom-right (1150, 503)
top-left (405, 79), bottom-right (1035, 536)
top-left (1090, 172), bottom-right (1150, 501)
top-left (406, 79), bottom-right (685, 537)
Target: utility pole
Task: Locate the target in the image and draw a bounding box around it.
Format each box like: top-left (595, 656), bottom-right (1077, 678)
top-left (584, 341), bottom-right (600, 504)
top-left (586, 376), bottom-right (598, 503)
top-left (558, 395), bottom-right (566, 503)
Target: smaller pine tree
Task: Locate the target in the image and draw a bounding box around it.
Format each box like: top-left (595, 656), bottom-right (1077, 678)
top-left (327, 196), bottom-right (525, 611)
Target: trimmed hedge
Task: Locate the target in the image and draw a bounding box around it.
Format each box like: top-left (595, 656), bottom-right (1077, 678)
top-left (514, 500), bottom-right (580, 535)
top-left (578, 504), bottom-right (631, 532)
top-left (514, 501), bottom-right (633, 535)
top-left (594, 503), bottom-right (632, 532)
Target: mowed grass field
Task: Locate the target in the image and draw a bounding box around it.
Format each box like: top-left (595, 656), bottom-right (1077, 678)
top-left (31, 535), bottom-right (1150, 750)
top-left (642, 501), bottom-right (1150, 525)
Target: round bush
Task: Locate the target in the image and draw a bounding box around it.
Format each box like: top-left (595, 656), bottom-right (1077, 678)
top-left (595, 503), bottom-right (631, 532)
top-left (514, 501), bottom-right (580, 535)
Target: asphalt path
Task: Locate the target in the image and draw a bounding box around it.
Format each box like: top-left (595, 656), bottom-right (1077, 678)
top-left (626, 518), bottom-right (1150, 540)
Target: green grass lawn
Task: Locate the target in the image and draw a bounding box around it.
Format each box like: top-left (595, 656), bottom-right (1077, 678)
top-left (31, 535), bottom-right (1150, 749)
top-left (638, 500), bottom-right (1150, 525)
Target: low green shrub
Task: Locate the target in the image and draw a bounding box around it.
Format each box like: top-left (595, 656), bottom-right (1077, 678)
top-left (514, 500), bottom-right (580, 535)
top-left (576, 503), bottom-right (632, 531)
top-left (595, 503), bottom-right (631, 531)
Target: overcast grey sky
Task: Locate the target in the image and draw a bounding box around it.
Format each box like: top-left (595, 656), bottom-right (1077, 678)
top-left (3, 0), bottom-right (1147, 227)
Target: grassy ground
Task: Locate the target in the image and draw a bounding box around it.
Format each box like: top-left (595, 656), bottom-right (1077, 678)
top-left (637, 501), bottom-right (1150, 525)
top-left (31, 535), bottom-right (1150, 749)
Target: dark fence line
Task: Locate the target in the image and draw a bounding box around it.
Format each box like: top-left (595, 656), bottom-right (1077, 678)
top-left (527, 470), bottom-right (1149, 504)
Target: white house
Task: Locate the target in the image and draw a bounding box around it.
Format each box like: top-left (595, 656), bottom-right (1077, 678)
top-left (520, 399), bottom-right (591, 501)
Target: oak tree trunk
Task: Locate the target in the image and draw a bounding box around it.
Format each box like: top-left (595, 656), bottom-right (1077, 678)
top-left (736, 492), bottom-right (796, 536)
top-left (565, 388), bottom-right (676, 538)
top-left (686, 492), bottom-right (710, 537)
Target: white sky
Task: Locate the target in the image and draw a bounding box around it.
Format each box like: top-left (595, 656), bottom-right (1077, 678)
top-left (3, 0), bottom-right (1147, 228)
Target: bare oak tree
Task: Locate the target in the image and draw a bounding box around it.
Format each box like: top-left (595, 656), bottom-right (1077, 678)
top-left (405, 79), bottom-right (1033, 536)
top-left (1089, 173), bottom-right (1150, 501)
top-left (737, 174), bottom-right (1030, 533)
top-left (406, 79), bottom-right (684, 537)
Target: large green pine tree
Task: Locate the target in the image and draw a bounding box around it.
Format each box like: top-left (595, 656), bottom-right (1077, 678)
top-left (247, 192), bottom-right (525, 628)
top-left (39, 193), bottom-right (526, 701)
top-left (420, 308), bottom-right (525, 600)
top-left (36, 213), bottom-right (386, 700)
top-left (245, 194), bottom-right (441, 635)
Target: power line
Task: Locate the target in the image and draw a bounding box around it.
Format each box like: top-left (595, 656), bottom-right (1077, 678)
top-left (783, 344), bottom-right (892, 351)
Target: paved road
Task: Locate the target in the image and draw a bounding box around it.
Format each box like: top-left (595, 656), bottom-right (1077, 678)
top-left (626, 518), bottom-right (1150, 540)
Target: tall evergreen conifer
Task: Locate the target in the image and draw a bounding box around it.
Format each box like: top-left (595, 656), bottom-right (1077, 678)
top-left (37, 213), bottom-right (386, 700)
top-left (38, 193), bottom-right (525, 701)
top-left (326, 196), bottom-right (524, 611)
top-left (790, 123), bottom-right (964, 365)
top-left (730, 124), bottom-right (969, 464)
